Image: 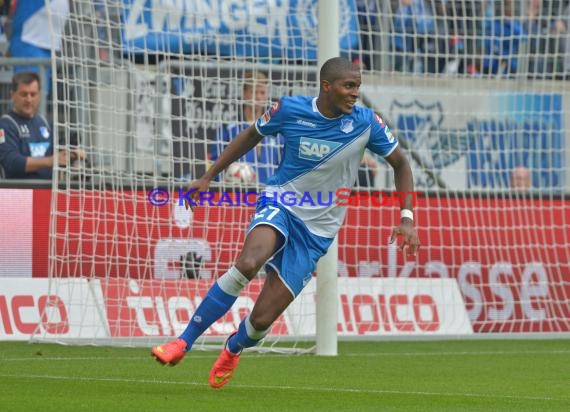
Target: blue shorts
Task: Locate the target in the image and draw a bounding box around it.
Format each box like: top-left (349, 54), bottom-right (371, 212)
top-left (247, 203), bottom-right (334, 297)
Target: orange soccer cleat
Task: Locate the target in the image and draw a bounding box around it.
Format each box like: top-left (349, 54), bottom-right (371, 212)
top-left (209, 335), bottom-right (241, 389)
top-left (151, 338), bottom-right (187, 366)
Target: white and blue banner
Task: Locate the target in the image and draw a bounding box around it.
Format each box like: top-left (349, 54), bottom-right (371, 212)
top-left (121, 0), bottom-right (359, 59)
top-left (10, 0), bottom-right (69, 52)
top-left (464, 95), bottom-right (563, 190)
top-left (362, 80), bottom-right (566, 193)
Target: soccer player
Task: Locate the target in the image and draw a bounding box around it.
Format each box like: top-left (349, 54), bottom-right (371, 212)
top-left (152, 57), bottom-right (420, 388)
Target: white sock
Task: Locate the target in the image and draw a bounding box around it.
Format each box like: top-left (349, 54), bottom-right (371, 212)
top-left (216, 266), bottom-right (249, 296)
top-left (244, 315), bottom-right (270, 340)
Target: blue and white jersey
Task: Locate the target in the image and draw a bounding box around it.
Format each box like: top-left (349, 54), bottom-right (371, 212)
top-left (255, 96), bottom-right (398, 238)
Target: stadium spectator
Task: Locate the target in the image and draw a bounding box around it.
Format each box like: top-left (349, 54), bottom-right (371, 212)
top-left (391, 0), bottom-right (452, 74)
top-left (441, 0), bottom-right (485, 76)
top-left (211, 70), bottom-right (283, 185)
top-left (511, 166), bottom-right (532, 191)
top-left (352, 0), bottom-right (380, 70)
top-left (436, 1), bottom-right (471, 75)
top-left (481, 0), bottom-right (526, 76)
top-left (392, 0), bottom-right (435, 73)
top-left (151, 57), bottom-right (420, 388)
top-left (523, 0), bottom-right (568, 77)
top-left (0, 71), bottom-right (83, 179)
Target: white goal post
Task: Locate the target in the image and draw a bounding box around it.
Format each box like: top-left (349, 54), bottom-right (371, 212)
top-left (34, 0), bottom-right (570, 349)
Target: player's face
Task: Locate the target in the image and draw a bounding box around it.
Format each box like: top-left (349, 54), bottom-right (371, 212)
top-left (12, 80), bottom-right (40, 118)
top-left (325, 70), bottom-right (361, 116)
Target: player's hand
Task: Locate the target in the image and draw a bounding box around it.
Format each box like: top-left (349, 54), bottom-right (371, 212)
top-left (183, 177), bottom-right (211, 211)
top-left (390, 221), bottom-right (420, 257)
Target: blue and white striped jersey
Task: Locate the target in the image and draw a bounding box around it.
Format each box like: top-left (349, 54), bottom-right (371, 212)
top-left (255, 96), bottom-right (398, 238)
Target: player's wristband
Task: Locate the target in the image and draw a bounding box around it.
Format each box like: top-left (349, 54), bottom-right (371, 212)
top-left (400, 209), bottom-right (413, 221)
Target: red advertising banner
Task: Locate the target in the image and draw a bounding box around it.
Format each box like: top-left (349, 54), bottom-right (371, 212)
top-left (24, 189), bottom-right (570, 333)
top-left (97, 278), bottom-right (471, 338)
top-left (0, 277), bottom-right (470, 339)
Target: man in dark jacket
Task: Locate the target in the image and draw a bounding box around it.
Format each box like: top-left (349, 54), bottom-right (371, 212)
top-left (0, 71), bottom-right (82, 179)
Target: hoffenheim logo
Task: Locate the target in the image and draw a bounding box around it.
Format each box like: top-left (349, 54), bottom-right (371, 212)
top-left (40, 126), bottom-right (50, 139)
top-left (340, 118), bottom-right (353, 133)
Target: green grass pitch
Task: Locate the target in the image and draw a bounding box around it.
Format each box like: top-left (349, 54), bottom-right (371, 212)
top-left (0, 339), bottom-right (569, 411)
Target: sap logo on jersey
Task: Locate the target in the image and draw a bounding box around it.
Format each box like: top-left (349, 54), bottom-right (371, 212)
top-left (299, 137), bottom-right (342, 161)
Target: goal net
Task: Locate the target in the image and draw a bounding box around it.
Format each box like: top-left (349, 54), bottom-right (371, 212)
top-left (38, 0), bottom-right (570, 348)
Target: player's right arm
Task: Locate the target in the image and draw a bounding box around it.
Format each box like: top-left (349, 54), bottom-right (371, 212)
top-left (184, 125), bottom-right (263, 209)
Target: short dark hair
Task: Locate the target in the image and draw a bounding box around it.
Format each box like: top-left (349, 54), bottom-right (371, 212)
top-left (11, 71), bottom-right (41, 92)
top-left (320, 57), bottom-right (359, 84)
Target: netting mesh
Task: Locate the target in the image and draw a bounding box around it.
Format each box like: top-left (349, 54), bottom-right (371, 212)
top-left (38, 0), bottom-right (570, 346)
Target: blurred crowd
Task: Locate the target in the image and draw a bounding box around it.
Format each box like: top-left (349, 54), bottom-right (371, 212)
top-left (0, 1), bottom-right (568, 81)
top-left (354, 0), bottom-right (570, 78)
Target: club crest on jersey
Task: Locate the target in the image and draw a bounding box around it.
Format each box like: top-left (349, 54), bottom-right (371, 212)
top-left (40, 126), bottom-right (50, 139)
top-left (299, 137), bottom-right (342, 161)
top-left (340, 118), bottom-right (353, 133)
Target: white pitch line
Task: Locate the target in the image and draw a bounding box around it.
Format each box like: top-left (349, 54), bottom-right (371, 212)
top-left (1, 349), bottom-right (570, 362)
top-left (0, 373), bottom-right (567, 403)
top-left (0, 356), bottom-right (154, 362)
top-left (343, 349), bottom-right (570, 357)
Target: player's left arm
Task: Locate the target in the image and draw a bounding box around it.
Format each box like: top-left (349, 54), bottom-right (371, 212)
top-left (385, 146), bottom-right (420, 256)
